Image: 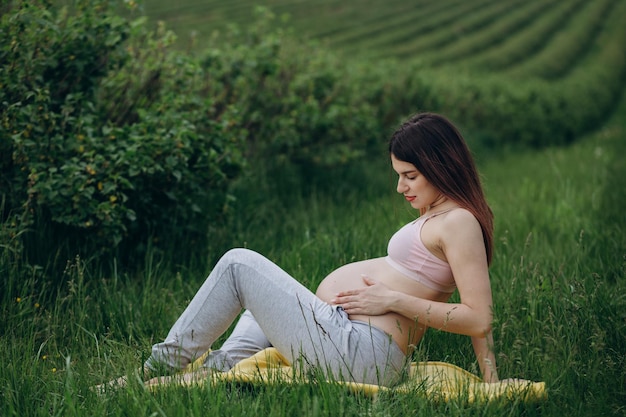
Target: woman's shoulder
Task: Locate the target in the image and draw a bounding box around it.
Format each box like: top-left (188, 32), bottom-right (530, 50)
top-left (422, 207), bottom-right (478, 238)
top-left (420, 207), bottom-right (482, 261)
top-left (437, 208), bottom-right (483, 240)
top-left (442, 207), bottom-right (476, 222)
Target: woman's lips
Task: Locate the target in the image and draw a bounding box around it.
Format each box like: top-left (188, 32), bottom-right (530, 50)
top-left (405, 196), bottom-right (416, 202)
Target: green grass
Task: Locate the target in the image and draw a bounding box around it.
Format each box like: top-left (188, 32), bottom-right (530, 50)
top-left (502, 0), bottom-right (619, 79)
top-left (2, 83), bottom-right (625, 417)
top-left (132, 0), bottom-right (625, 71)
top-left (3, 1), bottom-right (625, 415)
top-left (421, 0), bottom-right (559, 65)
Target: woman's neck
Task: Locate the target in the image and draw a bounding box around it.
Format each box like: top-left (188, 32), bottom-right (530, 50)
top-left (425, 195), bottom-right (459, 215)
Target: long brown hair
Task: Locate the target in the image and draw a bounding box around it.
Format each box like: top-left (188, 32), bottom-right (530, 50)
top-left (389, 113), bottom-right (494, 265)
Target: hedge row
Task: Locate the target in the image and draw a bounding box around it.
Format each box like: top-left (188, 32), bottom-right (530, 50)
top-left (461, 0), bottom-right (586, 72)
top-left (387, 0), bottom-right (626, 147)
top-left (504, 0), bottom-right (618, 79)
top-left (1, 0), bottom-right (624, 263)
top-left (0, 1), bottom-right (386, 262)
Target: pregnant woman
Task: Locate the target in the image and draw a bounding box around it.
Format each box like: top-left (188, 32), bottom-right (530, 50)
top-left (116, 112), bottom-right (500, 388)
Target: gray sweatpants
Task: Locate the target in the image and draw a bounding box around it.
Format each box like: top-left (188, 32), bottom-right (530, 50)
top-left (147, 248), bottom-right (407, 386)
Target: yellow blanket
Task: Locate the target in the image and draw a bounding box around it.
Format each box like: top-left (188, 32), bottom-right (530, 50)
top-left (165, 348), bottom-right (546, 403)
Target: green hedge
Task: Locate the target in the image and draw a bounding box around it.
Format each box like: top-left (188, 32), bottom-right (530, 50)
top-left (418, 0), bottom-right (626, 147)
top-left (1, 0), bottom-right (624, 265)
top-left (0, 2), bottom-right (388, 263)
top-left (0, 1), bottom-right (248, 260)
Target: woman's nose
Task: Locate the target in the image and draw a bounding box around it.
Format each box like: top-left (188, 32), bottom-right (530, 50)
top-left (397, 178), bottom-right (407, 193)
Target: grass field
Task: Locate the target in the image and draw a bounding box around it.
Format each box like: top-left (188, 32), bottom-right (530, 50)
top-left (135, 0), bottom-right (624, 71)
top-left (3, 97), bottom-right (625, 416)
top-left (2, 0), bottom-right (626, 416)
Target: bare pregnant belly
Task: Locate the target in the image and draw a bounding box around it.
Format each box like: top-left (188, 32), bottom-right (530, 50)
top-left (315, 257), bottom-right (451, 353)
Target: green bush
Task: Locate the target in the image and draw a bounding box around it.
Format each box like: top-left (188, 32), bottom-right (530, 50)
top-left (1, 0), bottom-right (131, 257)
top-left (0, 0), bottom-right (246, 262)
top-left (196, 9), bottom-right (385, 168)
top-left (0, 3), bottom-right (391, 265)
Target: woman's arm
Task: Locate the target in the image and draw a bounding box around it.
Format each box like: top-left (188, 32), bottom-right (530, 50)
top-left (341, 282), bottom-right (493, 336)
top-left (472, 332), bottom-right (499, 382)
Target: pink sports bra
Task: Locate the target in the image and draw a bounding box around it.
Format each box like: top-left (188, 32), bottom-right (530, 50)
top-left (385, 212), bottom-right (456, 293)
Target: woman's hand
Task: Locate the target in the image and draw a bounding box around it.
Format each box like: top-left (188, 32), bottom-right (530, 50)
top-left (331, 275), bottom-right (396, 316)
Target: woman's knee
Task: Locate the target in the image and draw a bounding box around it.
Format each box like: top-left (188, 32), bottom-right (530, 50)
top-left (221, 248), bottom-right (258, 263)
top-left (218, 248), bottom-right (268, 272)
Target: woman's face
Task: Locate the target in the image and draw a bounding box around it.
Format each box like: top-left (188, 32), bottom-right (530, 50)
top-left (391, 154), bottom-right (442, 210)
